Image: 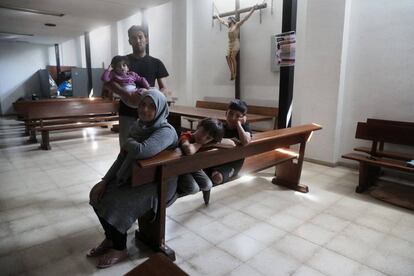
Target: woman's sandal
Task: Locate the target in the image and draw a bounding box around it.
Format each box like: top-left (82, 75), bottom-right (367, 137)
top-left (96, 249), bottom-right (128, 269)
top-left (86, 239), bottom-right (113, 257)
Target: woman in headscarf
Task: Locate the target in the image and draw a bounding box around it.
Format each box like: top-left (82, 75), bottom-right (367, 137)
top-left (88, 89), bottom-right (178, 268)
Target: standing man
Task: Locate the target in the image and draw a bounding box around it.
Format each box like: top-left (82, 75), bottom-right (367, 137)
top-left (106, 25), bottom-right (169, 147)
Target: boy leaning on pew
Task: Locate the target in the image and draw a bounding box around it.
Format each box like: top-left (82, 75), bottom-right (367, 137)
top-left (206, 99), bottom-right (253, 185)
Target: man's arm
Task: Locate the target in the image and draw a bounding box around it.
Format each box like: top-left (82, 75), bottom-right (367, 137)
top-left (105, 82), bottom-right (143, 103)
top-left (157, 77), bottom-right (168, 93)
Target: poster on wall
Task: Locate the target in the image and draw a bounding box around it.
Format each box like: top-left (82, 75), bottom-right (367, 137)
top-left (274, 31), bottom-right (296, 67)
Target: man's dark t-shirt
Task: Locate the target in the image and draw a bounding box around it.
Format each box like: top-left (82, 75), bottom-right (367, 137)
top-left (119, 54), bottom-right (169, 117)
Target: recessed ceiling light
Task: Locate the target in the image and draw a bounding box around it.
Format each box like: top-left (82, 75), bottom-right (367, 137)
top-left (0, 4), bottom-right (64, 17)
top-left (45, 23), bottom-right (56, 27)
top-left (0, 31), bottom-right (34, 40)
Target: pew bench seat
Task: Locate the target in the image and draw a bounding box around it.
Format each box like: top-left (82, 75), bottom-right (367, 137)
top-left (24, 100), bottom-right (119, 150)
top-left (34, 120), bottom-right (117, 150)
top-left (354, 146), bottom-right (413, 162)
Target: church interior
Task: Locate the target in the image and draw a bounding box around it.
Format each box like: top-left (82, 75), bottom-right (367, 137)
top-left (0, 0), bottom-right (413, 275)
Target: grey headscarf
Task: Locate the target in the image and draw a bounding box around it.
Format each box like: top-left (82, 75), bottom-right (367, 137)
top-left (128, 88), bottom-right (171, 139)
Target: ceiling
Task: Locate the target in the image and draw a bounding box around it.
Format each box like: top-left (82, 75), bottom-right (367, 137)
top-left (0, 0), bottom-right (169, 45)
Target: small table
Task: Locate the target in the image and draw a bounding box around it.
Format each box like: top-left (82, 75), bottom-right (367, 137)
top-left (169, 105), bottom-right (273, 132)
top-left (125, 253), bottom-right (188, 276)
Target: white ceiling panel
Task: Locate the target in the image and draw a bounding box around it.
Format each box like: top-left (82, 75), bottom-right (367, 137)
top-left (0, 0), bottom-right (169, 44)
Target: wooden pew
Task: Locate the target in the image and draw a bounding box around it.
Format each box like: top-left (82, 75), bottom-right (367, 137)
top-left (14, 97), bottom-right (111, 118)
top-left (184, 100), bottom-right (278, 130)
top-left (342, 119), bottom-right (414, 193)
top-left (13, 97), bottom-right (112, 137)
top-left (353, 118), bottom-right (414, 161)
top-left (25, 100), bottom-right (119, 150)
top-left (131, 123), bottom-right (321, 261)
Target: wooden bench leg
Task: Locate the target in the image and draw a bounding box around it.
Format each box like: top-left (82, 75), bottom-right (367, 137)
top-left (167, 114), bottom-right (182, 136)
top-left (272, 142), bottom-right (309, 193)
top-left (272, 160), bottom-right (309, 193)
top-left (136, 214), bottom-right (176, 261)
top-left (40, 131), bottom-right (51, 150)
top-left (202, 190), bottom-right (210, 205)
top-left (24, 124), bottom-right (30, 136)
top-left (28, 129), bottom-right (37, 143)
top-left (356, 162), bottom-right (380, 193)
top-left (135, 165), bottom-right (176, 261)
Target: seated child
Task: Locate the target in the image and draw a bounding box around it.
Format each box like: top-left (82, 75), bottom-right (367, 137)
top-left (207, 99), bottom-right (252, 184)
top-left (101, 55), bottom-right (150, 108)
top-left (178, 118), bottom-right (224, 195)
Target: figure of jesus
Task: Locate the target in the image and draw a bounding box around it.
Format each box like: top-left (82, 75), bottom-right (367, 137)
top-left (216, 4), bottom-right (259, 80)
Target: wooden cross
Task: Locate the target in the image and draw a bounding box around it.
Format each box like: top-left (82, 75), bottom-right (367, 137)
top-left (213, 1), bottom-right (267, 99)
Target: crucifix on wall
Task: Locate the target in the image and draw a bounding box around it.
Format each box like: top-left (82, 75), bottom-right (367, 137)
top-left (213, 1), bottom-right (267, 99)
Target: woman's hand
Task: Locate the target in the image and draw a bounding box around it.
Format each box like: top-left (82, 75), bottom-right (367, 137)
top-left (107, 65), bottom-right (113, 71)
top-left (89, 180), bottom-right (107, 205)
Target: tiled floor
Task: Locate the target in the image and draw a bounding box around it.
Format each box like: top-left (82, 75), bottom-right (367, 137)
top-left (0, 117), bottom-right (413, 276)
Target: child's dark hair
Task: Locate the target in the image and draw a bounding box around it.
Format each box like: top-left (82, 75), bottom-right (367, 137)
top-left (197, 118), bottom-right (224, 143)
top-left (228, 99), bottom-right (248, 115)
top-left (110, 55), bottom-right (129, 68)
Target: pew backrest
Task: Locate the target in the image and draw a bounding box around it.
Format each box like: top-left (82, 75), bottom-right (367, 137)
top-left (14, 97), bottom-right (113, 119)
top-left (196, 100), bottom-right (279, 129)
top-left (133, 124), bottom-right (321, 185)
top-left (26, 100), bottom-right (119, 121)
top-left (356, 122), bottom-right (414, 147)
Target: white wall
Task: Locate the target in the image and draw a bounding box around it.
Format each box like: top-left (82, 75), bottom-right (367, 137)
top-left (293, 0), bottom-right (347, 164)
top-left (147, 2), bottom-right (174, 91)
top-left (0, 41), bottom-right (50, 115)
top-left (89, 25), bottom-right (113, 69)
top-left (60, 37), bottom-right (84, 66)
top-left (58, 11), bottom-right (143, 70)
top-left (338, 0), bottom-right (414, 158)
top-left (294, 0), bottom-right (414, 164)
top-left (189, 0), bottom-right (282, 106)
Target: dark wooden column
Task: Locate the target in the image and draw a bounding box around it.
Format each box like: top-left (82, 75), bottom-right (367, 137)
top-left (54, 44), bottom-right (61, 84)
top-left (277, 0), bottom-right (297, 129)
top-left (235, 0), bottom-right (241, 99)
top-left (141, 8), bottom-right (150, 54)
top-left (84, 32), bottom-right (93, 95)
